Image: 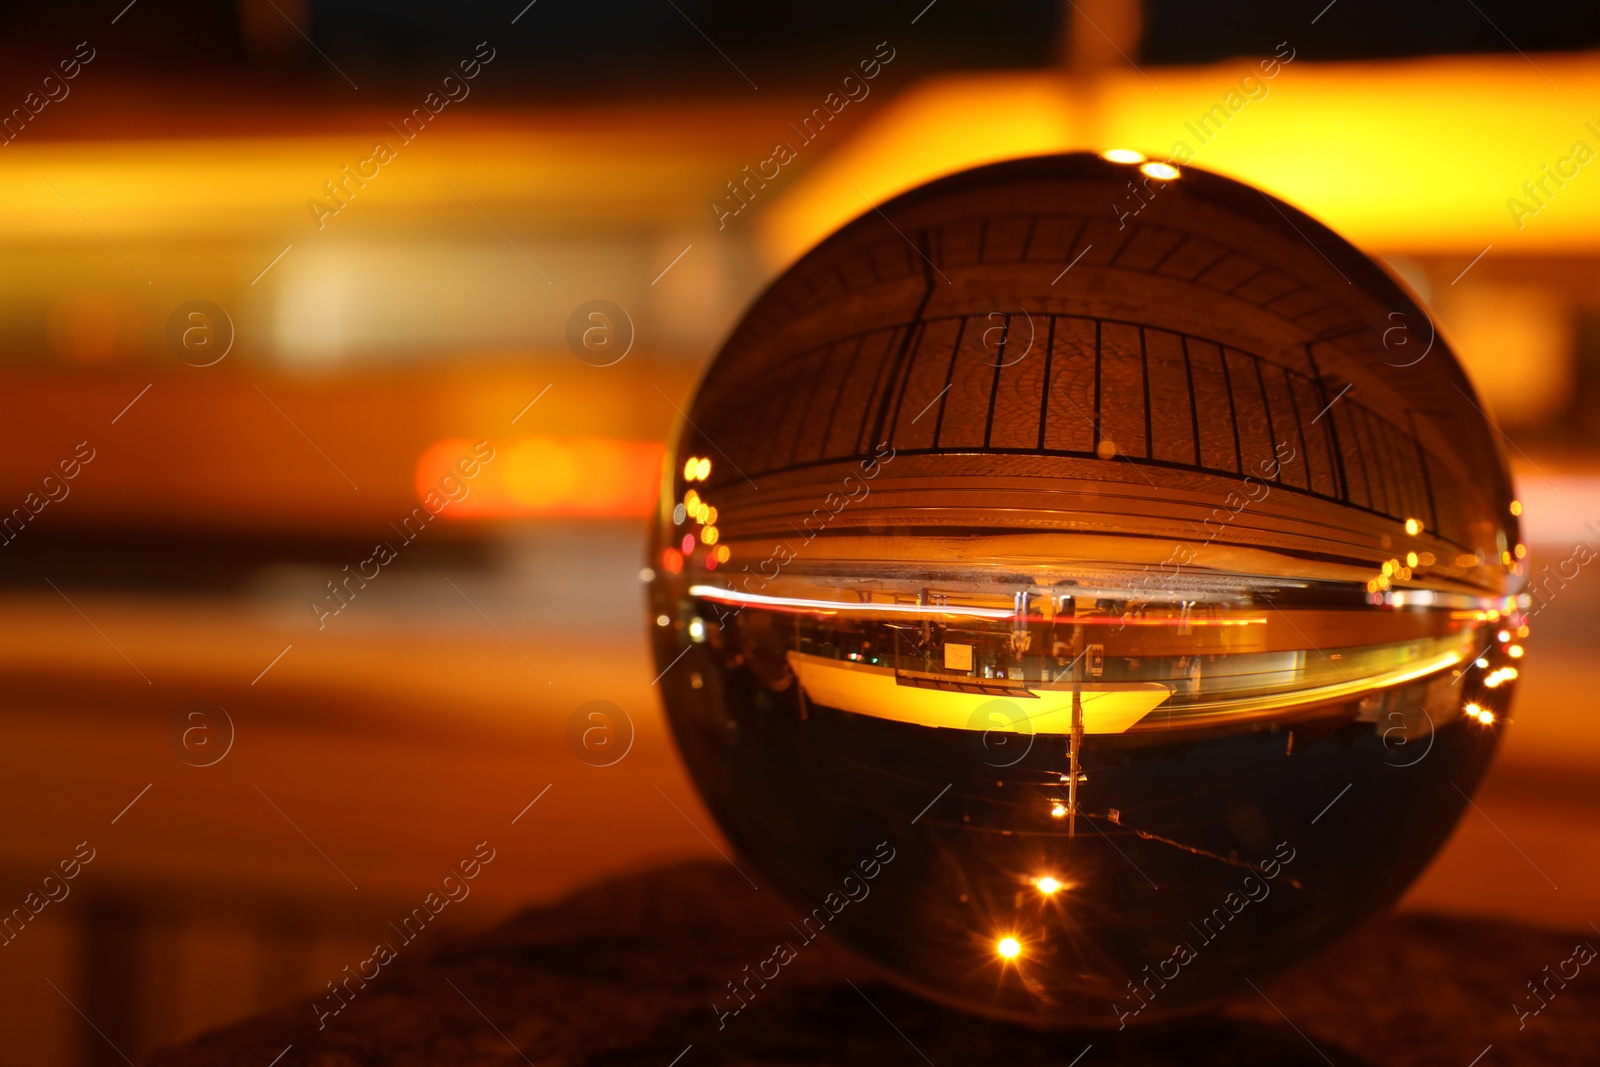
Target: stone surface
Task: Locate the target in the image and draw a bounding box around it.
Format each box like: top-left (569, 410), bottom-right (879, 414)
top-left (151, 862), bottom-right (1599, 1066)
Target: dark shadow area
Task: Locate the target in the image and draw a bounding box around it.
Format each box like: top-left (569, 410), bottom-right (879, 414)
top-left (151, 862), bottom-right (1598, 1066)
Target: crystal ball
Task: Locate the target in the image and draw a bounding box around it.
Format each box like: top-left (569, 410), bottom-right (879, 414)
top-left (647, 153), bottom-right (1522, 1027)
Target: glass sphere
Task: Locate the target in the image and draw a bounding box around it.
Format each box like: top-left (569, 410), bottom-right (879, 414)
top-left (647, 153), bottom-right (1522, 1027)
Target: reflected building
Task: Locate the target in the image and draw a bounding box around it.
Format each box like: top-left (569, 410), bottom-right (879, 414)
top-left (649, 153), bottom-right (1522, 1026)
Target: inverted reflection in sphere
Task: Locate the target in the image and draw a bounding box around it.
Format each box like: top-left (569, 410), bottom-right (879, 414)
top-left (649, 154), bottom-right (1522, 1027)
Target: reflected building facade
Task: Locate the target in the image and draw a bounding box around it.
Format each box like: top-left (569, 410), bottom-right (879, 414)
top-left (649, 154), bottom-right (1522, 1026)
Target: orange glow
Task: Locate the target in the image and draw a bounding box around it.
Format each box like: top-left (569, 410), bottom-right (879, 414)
top-left (1483, 666), bottom-right (1517, 688)
top-left (1509, 644), bottom-right (1525, 658)
top-left (1050, 803), bottom-right (1067, 818)
top-left (1140, 161), bottom-right (1180, 181)
top-left (759, 71), bottom-right (1074, 263)
top-left (997, 937), bottom-right (1021, 959)
top-left (1101, 148), bottom-right (1145, 164)
top-left (416, 437), bottom-right (663, 518)
top-left (1035, 876), bottom-right (1062, 894)
top-left (763, 53), bottom-right (1600, 266)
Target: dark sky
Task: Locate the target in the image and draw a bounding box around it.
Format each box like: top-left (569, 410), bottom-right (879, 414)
top-left (0, 0), bottom-right (1593, 106)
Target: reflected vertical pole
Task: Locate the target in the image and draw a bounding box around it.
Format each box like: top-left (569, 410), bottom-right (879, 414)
top-left (1068, 620), bottom-right (1084, 838)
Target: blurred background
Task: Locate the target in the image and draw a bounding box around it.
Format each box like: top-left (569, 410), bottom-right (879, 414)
top-left (3, 0), bottom-right (1600, 1062)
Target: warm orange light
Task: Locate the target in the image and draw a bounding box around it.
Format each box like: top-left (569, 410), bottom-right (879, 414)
top-left (685, 489), bottom-right (701, 512)
top-left (1508, 644), bottom-right (1524, 658)
top-left (997, 937), bottom-right (1021, 959)
top-left (1483, 667), bottom-right (1516, 688)
top-left (1050, 803), bottom-right (1067, 818)
top-left (1140, 161), bottom-right (1180, 181)
top-left (416, 437), bottom-right (663, 519)
top-left (1407, 552), bottom-right (1419, 568)
top-left (1101, 148), bottom-right (1145, 164)
top-left (1035, 876), bottom-right (1062, 894)
top-left (762, 52), bottom-right (1600, 269)
top-left (1514, 543), bottom-right (1527, 559)
top-left (1510, 500), bottom-right (1523, 516)
top-left (1405, 518), bottom-right (1423, 536)
top-left (1497, 629), bottom-right (1511, 643)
